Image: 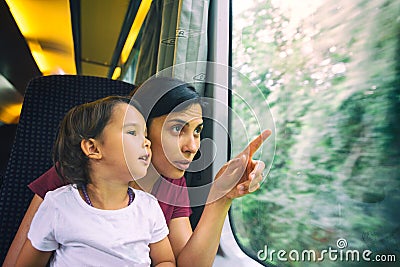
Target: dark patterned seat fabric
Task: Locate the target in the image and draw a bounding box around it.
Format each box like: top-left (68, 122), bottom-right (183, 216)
top-left (0, 75), bottom-right (135, 262)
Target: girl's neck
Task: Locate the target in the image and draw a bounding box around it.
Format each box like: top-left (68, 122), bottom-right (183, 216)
top-left (80, 183), bottom-right (131, 210)
top-left (129, 164), bottom-right (160, 193)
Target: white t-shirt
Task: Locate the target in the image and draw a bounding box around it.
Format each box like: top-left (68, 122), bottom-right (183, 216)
top-left (28, 184), bottom-right (169, 267)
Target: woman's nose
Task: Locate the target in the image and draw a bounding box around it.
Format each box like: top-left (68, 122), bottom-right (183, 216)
top-left (144, 137), bottom-right (151, 148)
top-left (182, 135), bottom-right (199, 154)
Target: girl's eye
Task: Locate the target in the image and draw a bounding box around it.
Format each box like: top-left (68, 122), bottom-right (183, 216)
top-left (127, 130), bottom-right (137, 136)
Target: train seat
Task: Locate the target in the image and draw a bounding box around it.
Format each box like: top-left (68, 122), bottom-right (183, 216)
top-left (0, 75), bottom-right (135, 262)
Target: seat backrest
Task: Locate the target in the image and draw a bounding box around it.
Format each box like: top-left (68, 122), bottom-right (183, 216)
top-left (0, 75), bottom-right (135, 261)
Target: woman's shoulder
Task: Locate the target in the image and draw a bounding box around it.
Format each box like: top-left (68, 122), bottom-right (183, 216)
top-left (28, 165), bottom-right (67, 198)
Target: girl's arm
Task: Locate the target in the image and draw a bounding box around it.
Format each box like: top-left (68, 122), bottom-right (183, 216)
top-left (171, 130), bottom-right (271, 267)
top-left (15, 239), bottom-right (52, 267)
top-left (149, 237), bottom-right (176, 266)
top-left (3, 194), bottom-right (44, 267)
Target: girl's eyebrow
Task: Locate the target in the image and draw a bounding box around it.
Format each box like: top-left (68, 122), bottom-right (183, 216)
top-left (123, 123), bottom-right (139, 127)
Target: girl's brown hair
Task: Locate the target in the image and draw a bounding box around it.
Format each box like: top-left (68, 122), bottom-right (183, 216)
top-left (53, 95), bottom-right (142, 187)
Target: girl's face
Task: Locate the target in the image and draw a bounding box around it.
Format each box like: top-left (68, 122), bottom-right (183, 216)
top-left (148, 103), bottom-right (203, 179)
top-left (99, 103), bottom-right (151, 181)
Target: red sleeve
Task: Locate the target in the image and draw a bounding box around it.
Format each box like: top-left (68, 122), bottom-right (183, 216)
top-left (171, 203), bottom-right (192, 220)
top-left (152, 176), bottom-right (192, 224)
top-left (28, 166), bottom-right (67, 199)
top-left (171, 177), bottom-right (192, 220)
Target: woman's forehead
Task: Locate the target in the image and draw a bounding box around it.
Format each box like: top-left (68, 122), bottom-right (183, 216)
top-left (148, 103), bottom-right (203, 130)
top-left (164, 104), bottom-right (203, 122)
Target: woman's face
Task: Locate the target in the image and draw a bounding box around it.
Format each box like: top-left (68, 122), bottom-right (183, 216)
top-left (148, 103), bottom-right (203, 179)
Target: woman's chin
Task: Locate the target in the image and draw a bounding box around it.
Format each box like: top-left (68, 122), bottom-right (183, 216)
top-left (169, 169), bottom-right (186, 179)
top-left (158, 168), bottom-right (185, 179)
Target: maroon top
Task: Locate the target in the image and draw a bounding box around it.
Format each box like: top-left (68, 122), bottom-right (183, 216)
top-left (28, 166), bottom-right (192, 225)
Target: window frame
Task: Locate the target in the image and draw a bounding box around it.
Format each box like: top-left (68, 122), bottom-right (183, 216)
top-left (208, 0), bottom-right (266, 266)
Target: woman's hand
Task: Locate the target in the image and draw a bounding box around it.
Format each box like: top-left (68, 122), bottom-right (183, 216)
top-left (176, 130), bottom-right (271, 266)
top-left (210, 130), bottom-right (271, 201)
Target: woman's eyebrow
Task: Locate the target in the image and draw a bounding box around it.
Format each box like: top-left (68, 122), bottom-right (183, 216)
top-left (167, 119), bottom-right (188, 125)
top-left (167, 119), bottom-right (204, 128)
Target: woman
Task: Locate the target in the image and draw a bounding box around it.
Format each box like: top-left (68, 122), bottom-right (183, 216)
top-left (4, 76), bottom-right (270, 267)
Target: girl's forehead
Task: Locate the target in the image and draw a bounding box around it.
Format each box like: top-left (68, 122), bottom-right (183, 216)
top-left (125, 105), bottom-right (145, 122)
top-left (111, 103), bottom-right (144, 125)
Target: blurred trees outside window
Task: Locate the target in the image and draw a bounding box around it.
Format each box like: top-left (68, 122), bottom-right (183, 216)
top-left (230, 0), bottom-right (400, 266)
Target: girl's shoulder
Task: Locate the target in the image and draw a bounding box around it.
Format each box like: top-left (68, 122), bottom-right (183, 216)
top-left (130, 187), bottom-right (158, 204)
top-left (44, 184), bottom-right (76, 200)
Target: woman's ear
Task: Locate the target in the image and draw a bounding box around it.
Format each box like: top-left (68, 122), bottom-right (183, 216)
top-left (81, 138), bottom-right (102, 159)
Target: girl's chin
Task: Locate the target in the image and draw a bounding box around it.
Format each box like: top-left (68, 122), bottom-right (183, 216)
top-left (127, 169), bottom-right (147, 181)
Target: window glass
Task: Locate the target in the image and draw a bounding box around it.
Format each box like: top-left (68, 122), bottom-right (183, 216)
top-left (230, 0), bottom-right (400, 266)
top-left (122, 49), bottom-right (140, 84)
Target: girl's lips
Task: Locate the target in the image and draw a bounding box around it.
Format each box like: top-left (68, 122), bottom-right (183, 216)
top-left (139, 154), bottom-right (151, 165)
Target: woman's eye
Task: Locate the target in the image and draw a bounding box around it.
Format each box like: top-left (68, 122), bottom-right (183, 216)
top-left (194, 127), bottom-right (203, 135)
top-left (127, 130), bottom-right (137, 136)
top-left (172, 125), bottom-right (183, 133)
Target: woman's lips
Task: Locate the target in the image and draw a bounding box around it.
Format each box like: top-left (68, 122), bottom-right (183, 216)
top-left (174, 160), bottom-right (191, 170)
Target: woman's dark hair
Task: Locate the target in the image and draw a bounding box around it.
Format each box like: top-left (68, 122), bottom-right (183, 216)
top-left (130, 77), bottom-right (203, 128)
top-left (53, 95), bottom-right (142, 186)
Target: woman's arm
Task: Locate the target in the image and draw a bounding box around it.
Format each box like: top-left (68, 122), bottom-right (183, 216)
top-left (15, 239), bottom-right (52, 267)
top-left (3, 194), bottom-right (44, 267)
top-left (171, 197), bottom-right (232, 267)
top-left (149, 237), bottom-right (176, 266)
top-left (172, 130), bottom-right (271, 267)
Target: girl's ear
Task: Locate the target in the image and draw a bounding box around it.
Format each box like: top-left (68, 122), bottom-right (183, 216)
top-left (81, 138), bottom-right (102, 159)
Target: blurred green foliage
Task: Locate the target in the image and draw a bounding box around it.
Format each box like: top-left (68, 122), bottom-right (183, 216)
top-left (230, 0), bottom-right (400, 266)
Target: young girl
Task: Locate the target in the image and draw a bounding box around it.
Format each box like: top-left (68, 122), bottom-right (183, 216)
top-left (16, 96), bottom-right (175, 266)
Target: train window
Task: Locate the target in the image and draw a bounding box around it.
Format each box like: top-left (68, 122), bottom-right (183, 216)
top-left (230, 0), bottom-right (400, 266)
